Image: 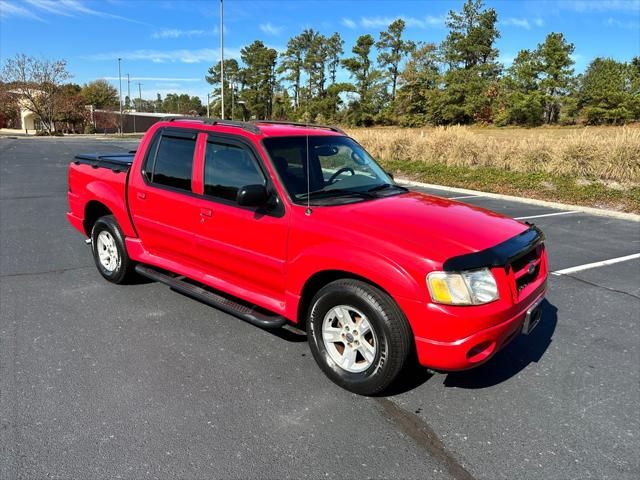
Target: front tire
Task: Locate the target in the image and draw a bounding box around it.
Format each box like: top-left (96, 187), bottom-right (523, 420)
top-left (307, 279), bottom-right (412, 395)
top-left (91, 215), bottom-right (134, 284)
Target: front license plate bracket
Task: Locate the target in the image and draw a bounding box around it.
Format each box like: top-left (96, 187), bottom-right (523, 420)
top-left (522, 298), bottom-right (543, 335)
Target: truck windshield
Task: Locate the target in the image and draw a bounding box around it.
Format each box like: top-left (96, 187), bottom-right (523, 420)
top-left (263, 135), bottom-right (402, 204)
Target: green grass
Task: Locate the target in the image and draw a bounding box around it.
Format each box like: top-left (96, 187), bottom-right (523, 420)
top-left (382, 159), bottom-right (640, 214)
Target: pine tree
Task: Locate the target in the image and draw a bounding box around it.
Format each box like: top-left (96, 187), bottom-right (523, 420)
top-left (376, 19), bottom-right (415, 100)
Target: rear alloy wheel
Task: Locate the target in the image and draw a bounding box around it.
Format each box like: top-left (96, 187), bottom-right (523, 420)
top-left (307, 279), bottom-right (412, 395)
top-left (91, 215), bottom-right (134, 284)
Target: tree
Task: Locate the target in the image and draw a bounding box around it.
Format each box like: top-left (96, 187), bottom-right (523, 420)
top-left (326, 32), bottom-right (344, 86)
top-left (396, 43), bottom-right (440, 125)
top-left (277, 34), bottom-right (306, 109)
top-left (240, 40), bottom-right (278, 119)
top-left (439, 0), bottom-right (502, 124)
top-left (0, 53), bottom-right (70, 133)
top-left (206, 58), bottom-right (242, 118)
top-left (55, 83), bottom-right (88, 133)
top-left (342, 34), bottom-right (384, 125)
top-left (0, 83), bottom-right (20, 128)
top-left (578, 57), bottom-right (639, 124)
top-left (161, 93), bottom-right (204, 115)
top-left (536, 32), bottom-right (575, 124)
top-left (81, 79), bottom-right (118, 109)
top-left (376, 19), bottom-right (415, 100)
top-left (499, 49), bottom-right (545, 125)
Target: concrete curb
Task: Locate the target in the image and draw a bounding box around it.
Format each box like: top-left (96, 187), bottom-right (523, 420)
top-left (397, 178), bottom-right (640, 223)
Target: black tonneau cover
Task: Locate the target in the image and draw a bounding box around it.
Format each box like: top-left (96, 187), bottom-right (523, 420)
top-left (73, 152), bottom-right (135, 172)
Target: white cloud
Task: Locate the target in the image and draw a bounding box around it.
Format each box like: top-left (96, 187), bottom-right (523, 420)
top-left (341, 17), bottom-right (357, 29)
top-left (84, 48), bottom-right (241, 64)
top-left (0, 0), bottom-right (45, 21)
top-left (21, 0), bottom-right (144, 23)
top-left (562, 0), bottom-right (640, 12)
top-left (604, 17), bottom-right (640, 28)
top-left (259, 22), bottom-right (283, 36)
top-left (501, 17), bottom-right (531, 29)
top-left (533, 17), bottom-right (545, 27)
top-left (151, 29), bottom-right (215, 39)
top-left (360, 15), bottom-right (445, 29)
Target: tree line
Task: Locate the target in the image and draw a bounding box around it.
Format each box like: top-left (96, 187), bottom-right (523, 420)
top-left (1, 0), bottom-right (638, 133)
top-left (0, 58), bottom-right (205, 134)
top-left (206, 0), bottom-right (640, 127)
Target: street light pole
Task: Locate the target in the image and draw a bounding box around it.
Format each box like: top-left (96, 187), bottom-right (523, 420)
top-left (220, 0), bottom-right (225, 119)
top-left (118, 58), bottom-right (123, 135)
top-left (207, 92), bottom-right (210, 118)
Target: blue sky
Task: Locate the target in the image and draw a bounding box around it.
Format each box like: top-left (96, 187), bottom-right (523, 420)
top-left (1, 0), bottom-right (639, 103)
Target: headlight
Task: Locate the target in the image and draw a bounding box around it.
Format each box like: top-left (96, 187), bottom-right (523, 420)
top-left (427, 268), bottom-right (499, 305)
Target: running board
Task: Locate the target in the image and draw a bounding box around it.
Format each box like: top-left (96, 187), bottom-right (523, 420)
top-left (135, 264), bottom-right (287, 329)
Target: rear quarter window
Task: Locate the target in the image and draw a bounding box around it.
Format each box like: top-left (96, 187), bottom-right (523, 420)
top-left (148, 133), bottom-right (197, 191)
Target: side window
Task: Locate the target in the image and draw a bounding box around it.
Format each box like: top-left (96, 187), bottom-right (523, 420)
top-left (150, 133), bottom-right (196, 191)
top-left (141, 132), bottom-right (161, 182)
top-left (204, 141), bottom-right (265, 202)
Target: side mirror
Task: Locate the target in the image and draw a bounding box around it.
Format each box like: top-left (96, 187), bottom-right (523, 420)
top-left (237, 184), bottom-right (269, 206)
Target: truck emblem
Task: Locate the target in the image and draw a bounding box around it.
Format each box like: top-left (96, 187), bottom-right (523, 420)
top-left (527, 262), bottom-right (536, 274)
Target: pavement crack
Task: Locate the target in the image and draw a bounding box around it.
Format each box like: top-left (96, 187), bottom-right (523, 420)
top-left (0, 266), bottom-right (92, 279)
top-left (376, 397), bottom-right (475, 480)
top-left (0, 193), bottom-right (67, 200)
top-left (559, 273), bottom-right (640, 301)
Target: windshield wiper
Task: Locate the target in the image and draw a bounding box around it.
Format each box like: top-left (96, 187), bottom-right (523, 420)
top-left (297, 188), bottom-right (374, 200)
top-left (366, 183), bottom-right (409, 193)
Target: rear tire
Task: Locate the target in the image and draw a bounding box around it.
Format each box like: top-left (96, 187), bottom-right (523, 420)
top-left (90, 215), bottom-right (134, 284)
top-left (307, 279), bottom-right (412, 395)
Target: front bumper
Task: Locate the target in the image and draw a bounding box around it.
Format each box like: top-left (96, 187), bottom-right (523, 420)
top-left (413, 289), bottom-right (546, 371)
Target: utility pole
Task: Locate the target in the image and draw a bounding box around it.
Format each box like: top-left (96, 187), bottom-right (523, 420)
top-left (137, 82), bottom-right (143, 109)
top-left (118, 58), bottom-right (123, 135)
top-left (207, 92), bottom-right (210, 118)
top-left (220, 0), bottom-right (225, 119)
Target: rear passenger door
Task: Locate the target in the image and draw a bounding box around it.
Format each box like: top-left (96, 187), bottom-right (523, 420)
top-left (128, 128), bottom-right (201, 266)
top-left (191, 134), bottom-right (289, 311)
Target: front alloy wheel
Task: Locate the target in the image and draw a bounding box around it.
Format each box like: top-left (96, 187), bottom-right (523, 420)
top-left (322, 305), bottom-right (377, 373)
top-left (307, 279), bottom-right (412, 395)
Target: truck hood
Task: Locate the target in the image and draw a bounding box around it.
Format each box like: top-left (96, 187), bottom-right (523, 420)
top-left (325, 191), bottom-right (529, 266)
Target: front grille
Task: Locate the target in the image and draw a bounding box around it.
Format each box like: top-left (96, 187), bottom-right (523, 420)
top-left (510, 244), bottom-right (544, 294)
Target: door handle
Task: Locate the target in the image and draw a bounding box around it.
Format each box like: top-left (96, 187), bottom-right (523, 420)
top-left (200, 208), bottom-right (213, 217)
top-left (137, 191), bottom-right (146, 200)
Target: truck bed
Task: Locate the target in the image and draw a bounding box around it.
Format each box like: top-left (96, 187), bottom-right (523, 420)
top-left (67, 151), bottom-right (136, 237)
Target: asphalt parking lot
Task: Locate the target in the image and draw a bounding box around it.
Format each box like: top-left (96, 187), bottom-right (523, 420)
top-left (1, 136), bottom-right (639, 480)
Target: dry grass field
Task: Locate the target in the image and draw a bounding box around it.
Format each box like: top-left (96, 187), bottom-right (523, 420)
top-left (346, 125), bottom-right (640, 213)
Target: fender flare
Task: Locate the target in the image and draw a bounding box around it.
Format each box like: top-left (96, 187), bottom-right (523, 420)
top-left (85, 180), bottom-right (136, 237)
top-left (288, 243), bottom-right (424, 303)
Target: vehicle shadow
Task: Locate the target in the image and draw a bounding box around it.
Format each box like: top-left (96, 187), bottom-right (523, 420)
top-left (443, 299), bottom-right (558, 389)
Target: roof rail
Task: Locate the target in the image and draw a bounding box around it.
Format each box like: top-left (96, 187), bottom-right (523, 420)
top-left (161, 116), bottom-right (261, 134)
top-left (253, 120), bottom-right (345, 135)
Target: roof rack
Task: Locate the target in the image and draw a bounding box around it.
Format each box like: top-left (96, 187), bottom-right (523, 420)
top-left (253, 120), bottom-right (345, 135)
top-left (160, 116), bottom-right (345, 136)
top-left (161, 116), bottom-right (261, 134)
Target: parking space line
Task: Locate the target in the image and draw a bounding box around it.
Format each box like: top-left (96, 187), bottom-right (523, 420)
top-left (552, 253), bottom-right (640, 276)
top-left (514, 211), bottom-right (577, 220)
top-left (448, 194), bottom-right (482, 200)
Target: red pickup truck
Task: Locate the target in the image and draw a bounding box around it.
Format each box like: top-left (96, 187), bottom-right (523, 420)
top-left (67, 118), bottom-right (548, 395)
